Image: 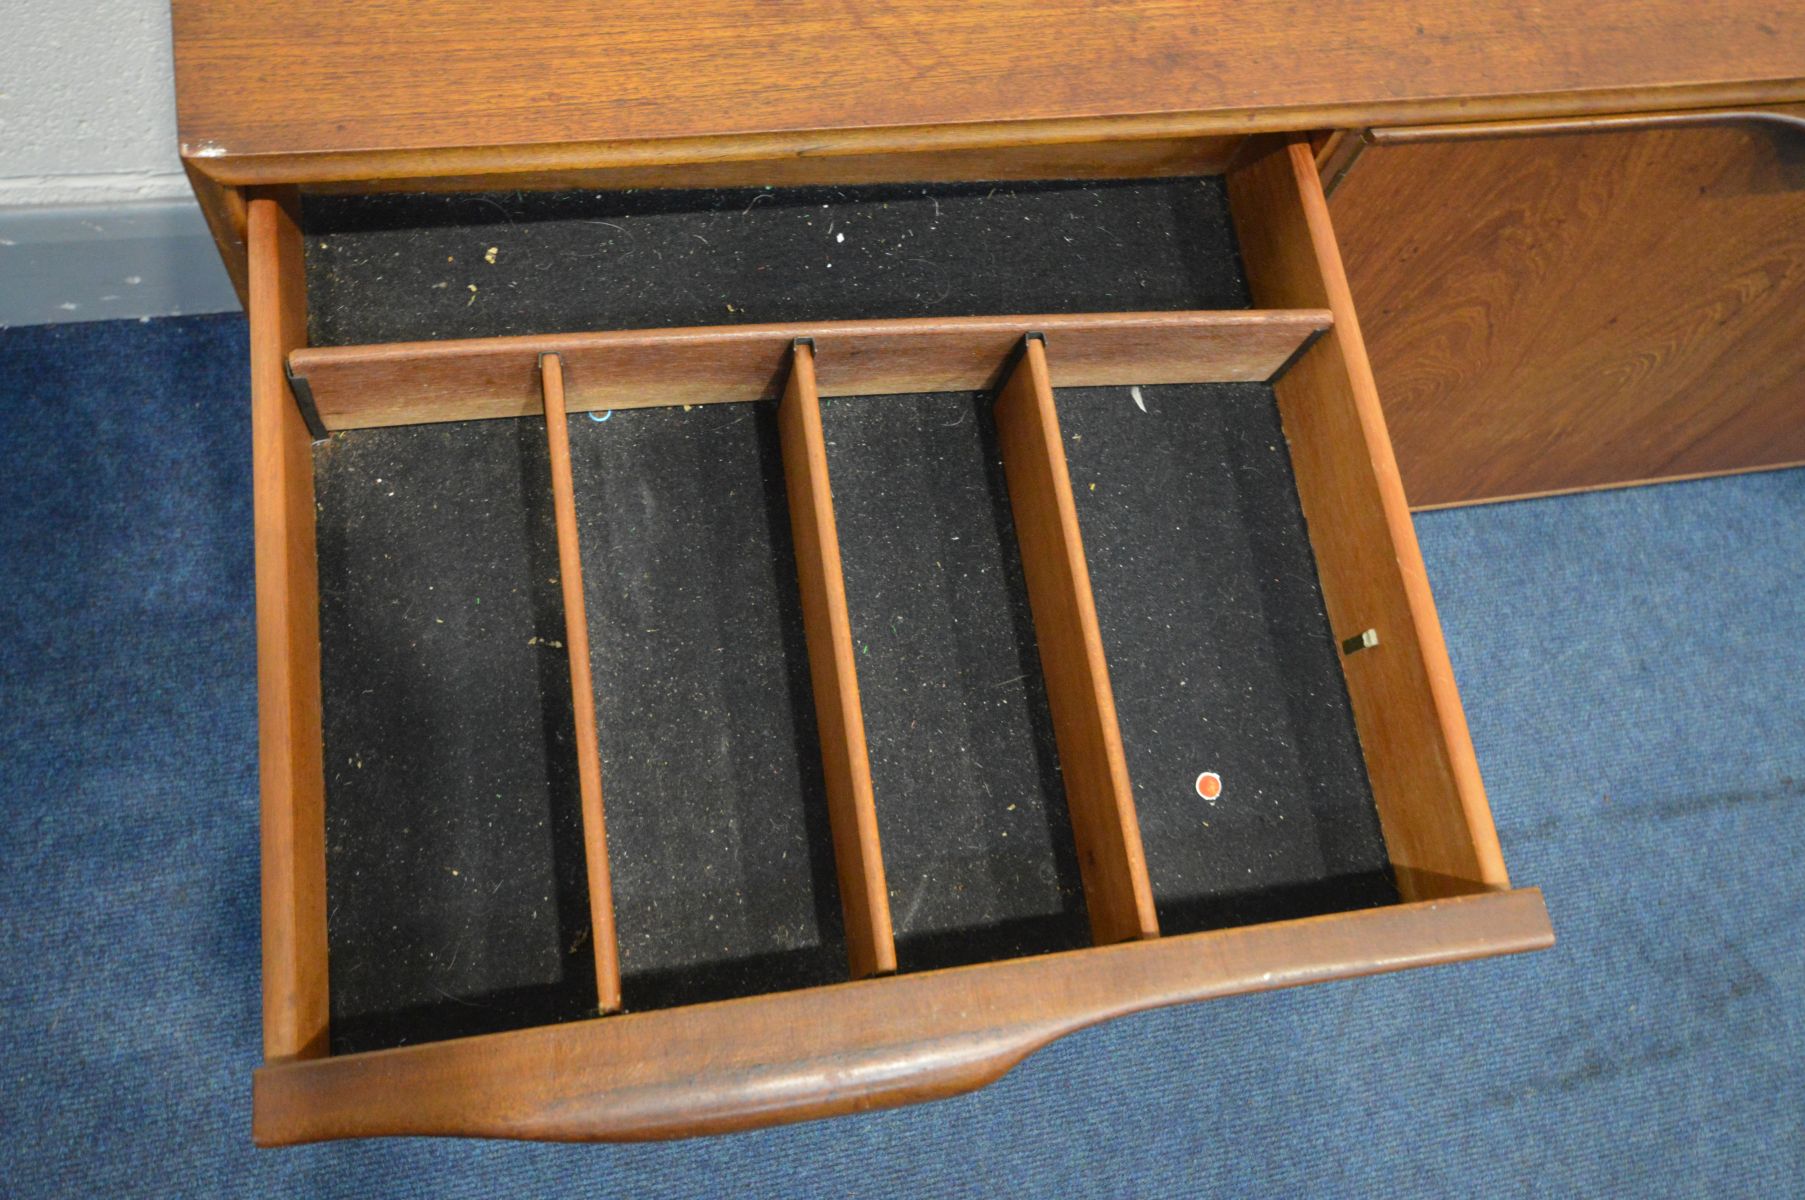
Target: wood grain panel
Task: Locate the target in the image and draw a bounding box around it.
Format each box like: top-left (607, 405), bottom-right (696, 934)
top-left (253, 888), bottom-right (1552, 1144)
top-left (776, 342), bottom-right (897, 980)
top-left (1331, 123), bottom-right (1805, 507)
top-left (1227, 138), bottom-right (1509, 901)
top-left (289, 310), bottom-right (1330, 431)
top-left (994, 338), bottom-right (1158, 945)
top-left (247, 195), bottom-right (329, 1060)
top-left (538, 355), bottom-right (623, 1014)
top-left (172, 1), bottom-right (1803, 167)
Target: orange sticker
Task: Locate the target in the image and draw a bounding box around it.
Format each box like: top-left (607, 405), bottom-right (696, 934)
top-left (1195, 771), bottom-right (1222, 800)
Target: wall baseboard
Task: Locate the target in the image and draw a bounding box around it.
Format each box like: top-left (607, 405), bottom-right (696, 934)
top-left (0, 198), bottom-right (239, 328)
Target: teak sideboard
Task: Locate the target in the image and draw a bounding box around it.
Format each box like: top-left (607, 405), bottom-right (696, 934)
top-left (168, 0), bottom-right (1803, 1145)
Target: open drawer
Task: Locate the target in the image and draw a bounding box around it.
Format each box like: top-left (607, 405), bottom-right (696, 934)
top-left (245, 137), bottom-right (1550, 1144)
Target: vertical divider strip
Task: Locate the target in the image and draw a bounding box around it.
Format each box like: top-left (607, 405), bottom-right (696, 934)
top-left (994, 335), bottom-right (1159, 945)
top-left (540, 354), bottom-right (624, 1013)
top-left (777, 341), bottom-right (898, 978)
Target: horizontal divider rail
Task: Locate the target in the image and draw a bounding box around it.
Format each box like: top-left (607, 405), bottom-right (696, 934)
top-left (288, 309), bottom-right (1331, 431)
top-left (538, 354), bottom-right (624, 1014)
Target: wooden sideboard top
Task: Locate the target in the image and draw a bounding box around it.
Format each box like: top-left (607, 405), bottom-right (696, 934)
top-left (172, 0), bottom-right (1803, 183)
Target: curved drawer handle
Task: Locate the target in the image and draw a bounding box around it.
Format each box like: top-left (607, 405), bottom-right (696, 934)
top-left (253, 890), bottom-right (1551, 1145)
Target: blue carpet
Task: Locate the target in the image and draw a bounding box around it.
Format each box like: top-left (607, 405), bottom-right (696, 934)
top-left (2, 314), bottom-right (1800, 1197)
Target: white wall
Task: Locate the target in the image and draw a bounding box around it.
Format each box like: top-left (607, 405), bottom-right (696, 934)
top-left (3, 0), bottom-right (190, 206)
top-left (0, 0), bottom-right (235, 324)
